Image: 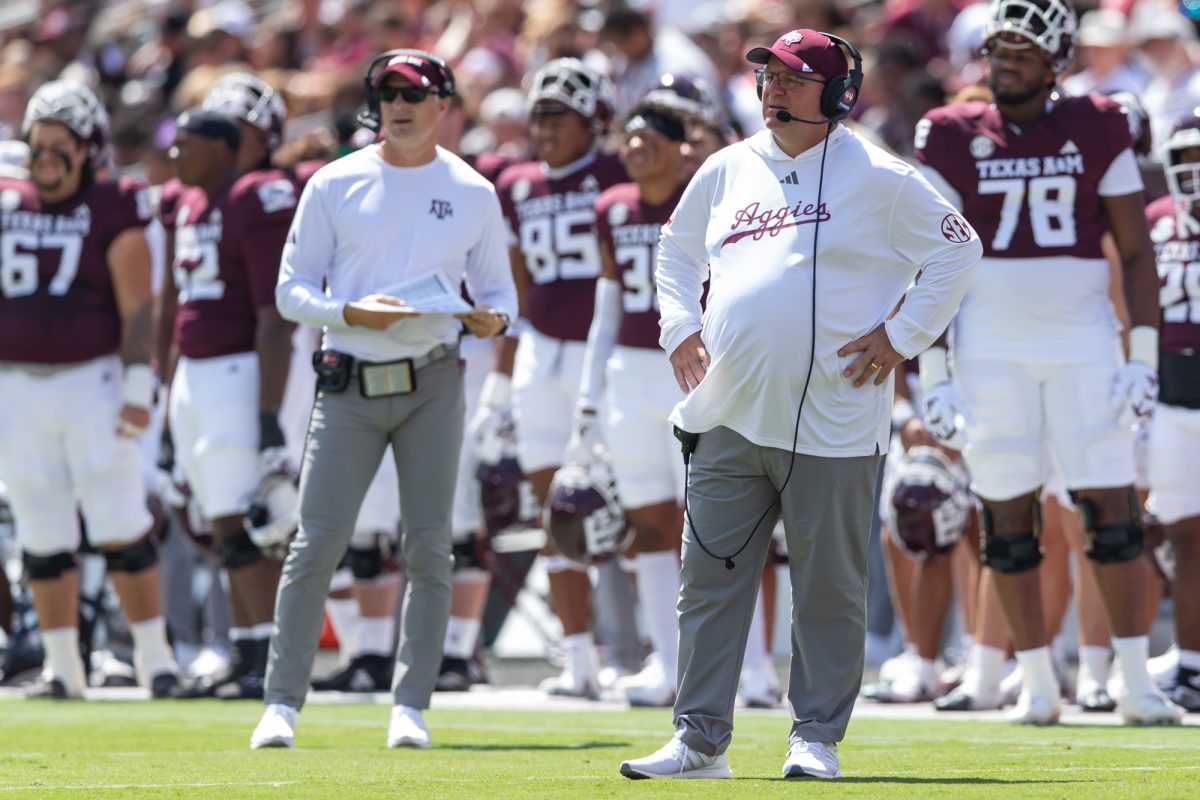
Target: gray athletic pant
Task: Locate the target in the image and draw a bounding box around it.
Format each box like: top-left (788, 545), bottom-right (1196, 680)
top-left (264, 350), bottom-right (464, 711)
top-left (674, 426), bottom-right (881, 755)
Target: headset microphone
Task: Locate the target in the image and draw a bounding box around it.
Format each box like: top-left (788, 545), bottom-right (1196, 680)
top-left (775, 110), bottom-right (829, 125)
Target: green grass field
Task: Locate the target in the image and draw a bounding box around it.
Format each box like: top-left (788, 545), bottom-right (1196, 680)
top-left (1, 700), bottom-right (1198, 799)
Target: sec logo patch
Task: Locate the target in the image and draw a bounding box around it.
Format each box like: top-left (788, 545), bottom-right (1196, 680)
top-left (969, 135), bottom-right (995, 159)
top-left (941, 213), bottom-right (972, 243)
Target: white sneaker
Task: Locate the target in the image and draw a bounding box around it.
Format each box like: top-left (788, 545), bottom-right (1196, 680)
top-left (738, 662), bottom-right (781, 708)
top-left (620, 734), bottom-right (732, 779)
top-left (540, 666), bottom-right (599, 699)
top-left (250, 703), bottom-right (297, 749)
top-left (387, 704), bottom-right (431, 748)
top-left (1118, 688), bottom-right (1184, 725)
top-left (618, 657), bottom-right (676, 708)
top-left (1009, 691), bottom-right (1060, 725)
top-left (782, 738), bottom-right (841, 779)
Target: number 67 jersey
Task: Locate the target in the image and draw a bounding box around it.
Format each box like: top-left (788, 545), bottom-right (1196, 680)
top-left (914, 94), bottom-right (1141, 363)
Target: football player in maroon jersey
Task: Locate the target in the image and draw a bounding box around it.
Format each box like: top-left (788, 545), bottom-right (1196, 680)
top-left (913, 0), bottom-right (1180, 724)
top-left (571, 101), bottom-right (689, 706)
top-left (1145, 110), bottom-right (1200, 713)
top-left (158, 104), bottom-right (296, 700)
top-left (0, 82), bottom-right (180, 698)
top-left (472, 58), bottom-right (630, 697)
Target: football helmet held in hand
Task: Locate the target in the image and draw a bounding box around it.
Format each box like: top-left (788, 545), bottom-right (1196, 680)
top-left (545, 450), bottom-right (628, 566)
top-left (244, 470), bottom-right (299, 560)
top-left (886, 447), bottom-right (973, 560)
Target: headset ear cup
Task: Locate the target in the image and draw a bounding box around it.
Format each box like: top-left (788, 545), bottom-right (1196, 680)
top-left (821, 76), bottom-right (846, 120)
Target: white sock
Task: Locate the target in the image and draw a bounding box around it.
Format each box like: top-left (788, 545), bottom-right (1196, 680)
top-left (357, 617), bottom-right (395, 657)
top-left (1112, 635), bottom-right (1154, 695)
top-left (1178, 649), bottom-right (1200, 672)
top-left (228, 626), bottom-right (252, 642)
top-left (1016, 646), bottom-right (1058, 700)
top-left (634, 551), bottom-right (680, 676)
top-left (130, 616), bottom-right (176, 685)
top-left (742, 587), bottom-right (770, 671)
top-left (443, 616), bottom-right (481, 660)
top-left (1078, 645), bottom-right (1110, 692)
top-left (564, 632), bottom-right (598, 677)
top-left (325, 598), bottom-right (360, 661)
top-left (962, 645), bottom-right (1006, 696)
top-left (251, 621), bottom-right (274, 640)
top-left (41, 627), bottom-right (86, 695)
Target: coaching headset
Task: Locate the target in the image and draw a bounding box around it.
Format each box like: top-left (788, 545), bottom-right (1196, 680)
top-left (754, 32), bottom-right (863, 124)
top-left (681, 31), bottom-right (864, 570)
top-left (356, 49), bottom-right (457, 132)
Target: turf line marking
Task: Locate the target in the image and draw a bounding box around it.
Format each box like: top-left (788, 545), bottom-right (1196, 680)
top-left (0, 781), bottom-right (299, 792)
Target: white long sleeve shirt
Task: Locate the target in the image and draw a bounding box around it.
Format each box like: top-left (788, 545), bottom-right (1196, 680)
top-left (276, 145), bottom-right (517, 362)
top-left (657, 127), bottom-right (982, 456)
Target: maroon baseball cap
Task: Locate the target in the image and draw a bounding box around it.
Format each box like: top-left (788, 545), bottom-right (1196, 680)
top-left (375, 52), bottom-right (444, 90)
top-left (746, 29), bottom-right (848, 81)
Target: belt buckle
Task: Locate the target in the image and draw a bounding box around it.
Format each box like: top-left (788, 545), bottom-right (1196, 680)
top-left (360, 359), bottom-right (415, 398)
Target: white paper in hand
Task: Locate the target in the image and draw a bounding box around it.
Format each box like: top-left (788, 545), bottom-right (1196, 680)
top-left (378, 271), bottom-right (472, 314)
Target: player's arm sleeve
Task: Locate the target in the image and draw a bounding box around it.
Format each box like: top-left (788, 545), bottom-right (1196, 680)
top-left (1098, 147), bottom-right (1143, 197)
top-left (463, 189), bottom-right (519, 322)
top-left (884, 171), bottom-right (983, 359)
top-left (656, 165), bottom-right (712, 357)
top-left (275, 179), bottom-right (350, 330)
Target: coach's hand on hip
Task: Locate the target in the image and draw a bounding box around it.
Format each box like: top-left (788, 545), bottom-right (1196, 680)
top-left (343, 294), bottom-right (421, 329)
top-left (838, 323), bottom-right (903, 388)
top-left (454, 305), bottom-right (508, 338)
top-left (670, 330), bottom-right (710, 395)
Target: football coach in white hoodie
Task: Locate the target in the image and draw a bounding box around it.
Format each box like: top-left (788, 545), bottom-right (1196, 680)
top-left (620, 30), bottom-right (982, 780)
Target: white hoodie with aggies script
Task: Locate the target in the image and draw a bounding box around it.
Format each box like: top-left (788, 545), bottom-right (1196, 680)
top-left (657, 126), bottom-right (981, 457)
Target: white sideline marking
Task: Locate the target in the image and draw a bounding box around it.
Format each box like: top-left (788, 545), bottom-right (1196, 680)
top-left (0, 781), bottom-right (298, 792)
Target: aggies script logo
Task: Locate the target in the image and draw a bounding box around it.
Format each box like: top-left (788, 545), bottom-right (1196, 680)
top-left (720, 200), bottom-right (830, 249)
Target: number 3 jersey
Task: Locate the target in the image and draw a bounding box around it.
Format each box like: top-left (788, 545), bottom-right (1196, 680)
top-left (0, 177), bottom-right (151, 364)
top-left (915, 95), bottom-right (1141, 363)
top-left (593, 182), bottom-right (684, 349)
top-left (497, 153), bottom-right (628, 341)
top-left (160, 162), bottom-right (320, 359)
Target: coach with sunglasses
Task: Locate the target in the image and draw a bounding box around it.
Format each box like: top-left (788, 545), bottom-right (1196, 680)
top-left (251, 50), bottom-right (516, 751)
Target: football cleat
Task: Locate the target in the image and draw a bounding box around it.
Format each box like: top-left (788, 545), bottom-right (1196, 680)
top-left (433, 656), bottom-right (472, 692)
top-left (1076, 687), bottom-right (1117, 713)
top-left (250, 703), bottom-right (298, 749)
top-left (1118, 687), bottom-right (1184, 725)
top-left (1162, 667), bottom-right (1200, 712)
top-left (150, 672), bottom-right (184, 699)
top-left (782, 739), bottom-right (841, 779)
top-left (311, 653), bottom-right (392, 693)
top-left (618, 656), bottom-right (676, 708)
top-left (215, 672), bottom-right (265, 701)
top-left (935, 684), bottom-right (1005, 712)
top-left (539, 666), bottom-right (600, 700)
top-left (387, 704), bottom-right (431, 748)
top-left (738, 662), bottom-right (782, 709)
top-left (620, 733), bottom-right (732, 779)
top-left (23, 676), bottom-right (82, 700)
top-left (1009, 691), bottom-right (1061, 725)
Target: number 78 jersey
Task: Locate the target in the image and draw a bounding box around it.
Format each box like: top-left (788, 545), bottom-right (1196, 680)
top-left (497, 153), bottom-right (628, 342)
top-left (914, 95), bottom-right (1140, 364)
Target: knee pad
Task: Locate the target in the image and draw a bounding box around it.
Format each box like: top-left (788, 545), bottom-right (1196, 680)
top-left (22, 550), bottom-right (77, 580)
top-left (347, 545), bottom-right (384, 580)
top-left (979, 502), bottom-right (1043, 574)
top-left (1074, 493), bottom-right (1144, 564)
top-left (217, 529), bottom-right (262, 569)
top-left (452, 539), bottom-right (484, 572)
top-left (102, 536), bottom-right (159, 574)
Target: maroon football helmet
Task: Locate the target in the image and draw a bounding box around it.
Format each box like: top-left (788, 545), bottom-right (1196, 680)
top-left (544, 456), bottom-right (627, 566)
top-left (886, 447), bottom-right (972, 561)
top-left (642, 73), bottom-right (722, 124)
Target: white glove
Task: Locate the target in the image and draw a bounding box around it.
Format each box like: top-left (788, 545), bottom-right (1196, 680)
top-left (469, 372), bottom-right (515, 465)
top-left (563, 410), bottom-right (605, 466)
top-left (921, 382), bottom-right (973, 451)
top-left (1110, 362), bottom-right (1158, 428)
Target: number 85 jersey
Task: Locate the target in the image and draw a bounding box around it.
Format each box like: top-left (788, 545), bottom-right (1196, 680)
top-left (914, 95), bottom-right (1142, 364)
top-left (497, 153), bottom-right (628, 342)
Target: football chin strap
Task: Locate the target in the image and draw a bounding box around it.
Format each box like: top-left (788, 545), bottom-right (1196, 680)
top-left (678, 120), bottom-right (835, 570)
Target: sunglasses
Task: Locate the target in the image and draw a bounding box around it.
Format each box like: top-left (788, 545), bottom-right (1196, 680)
top-left (754, 68), bottom-right (826, 91)
top-left (379, 85), bottom-right (431, 104)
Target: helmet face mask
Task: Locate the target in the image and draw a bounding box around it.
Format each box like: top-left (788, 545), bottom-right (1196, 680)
top-left (203, 73), bottom-right (287, 151)
top-left (1164, 113), bottom-right (1200, 204)
top-left (983, 0), bottom-right (1078, 75)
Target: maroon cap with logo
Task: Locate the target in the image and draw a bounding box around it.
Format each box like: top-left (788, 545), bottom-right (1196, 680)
top-left (746, 29), bottom-right (848, 81)
top-left (375, 52), bottom-right (444, 90)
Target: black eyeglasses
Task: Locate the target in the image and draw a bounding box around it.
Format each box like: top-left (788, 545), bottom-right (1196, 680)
top-left (379, 85), bottom-right (431, 104)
